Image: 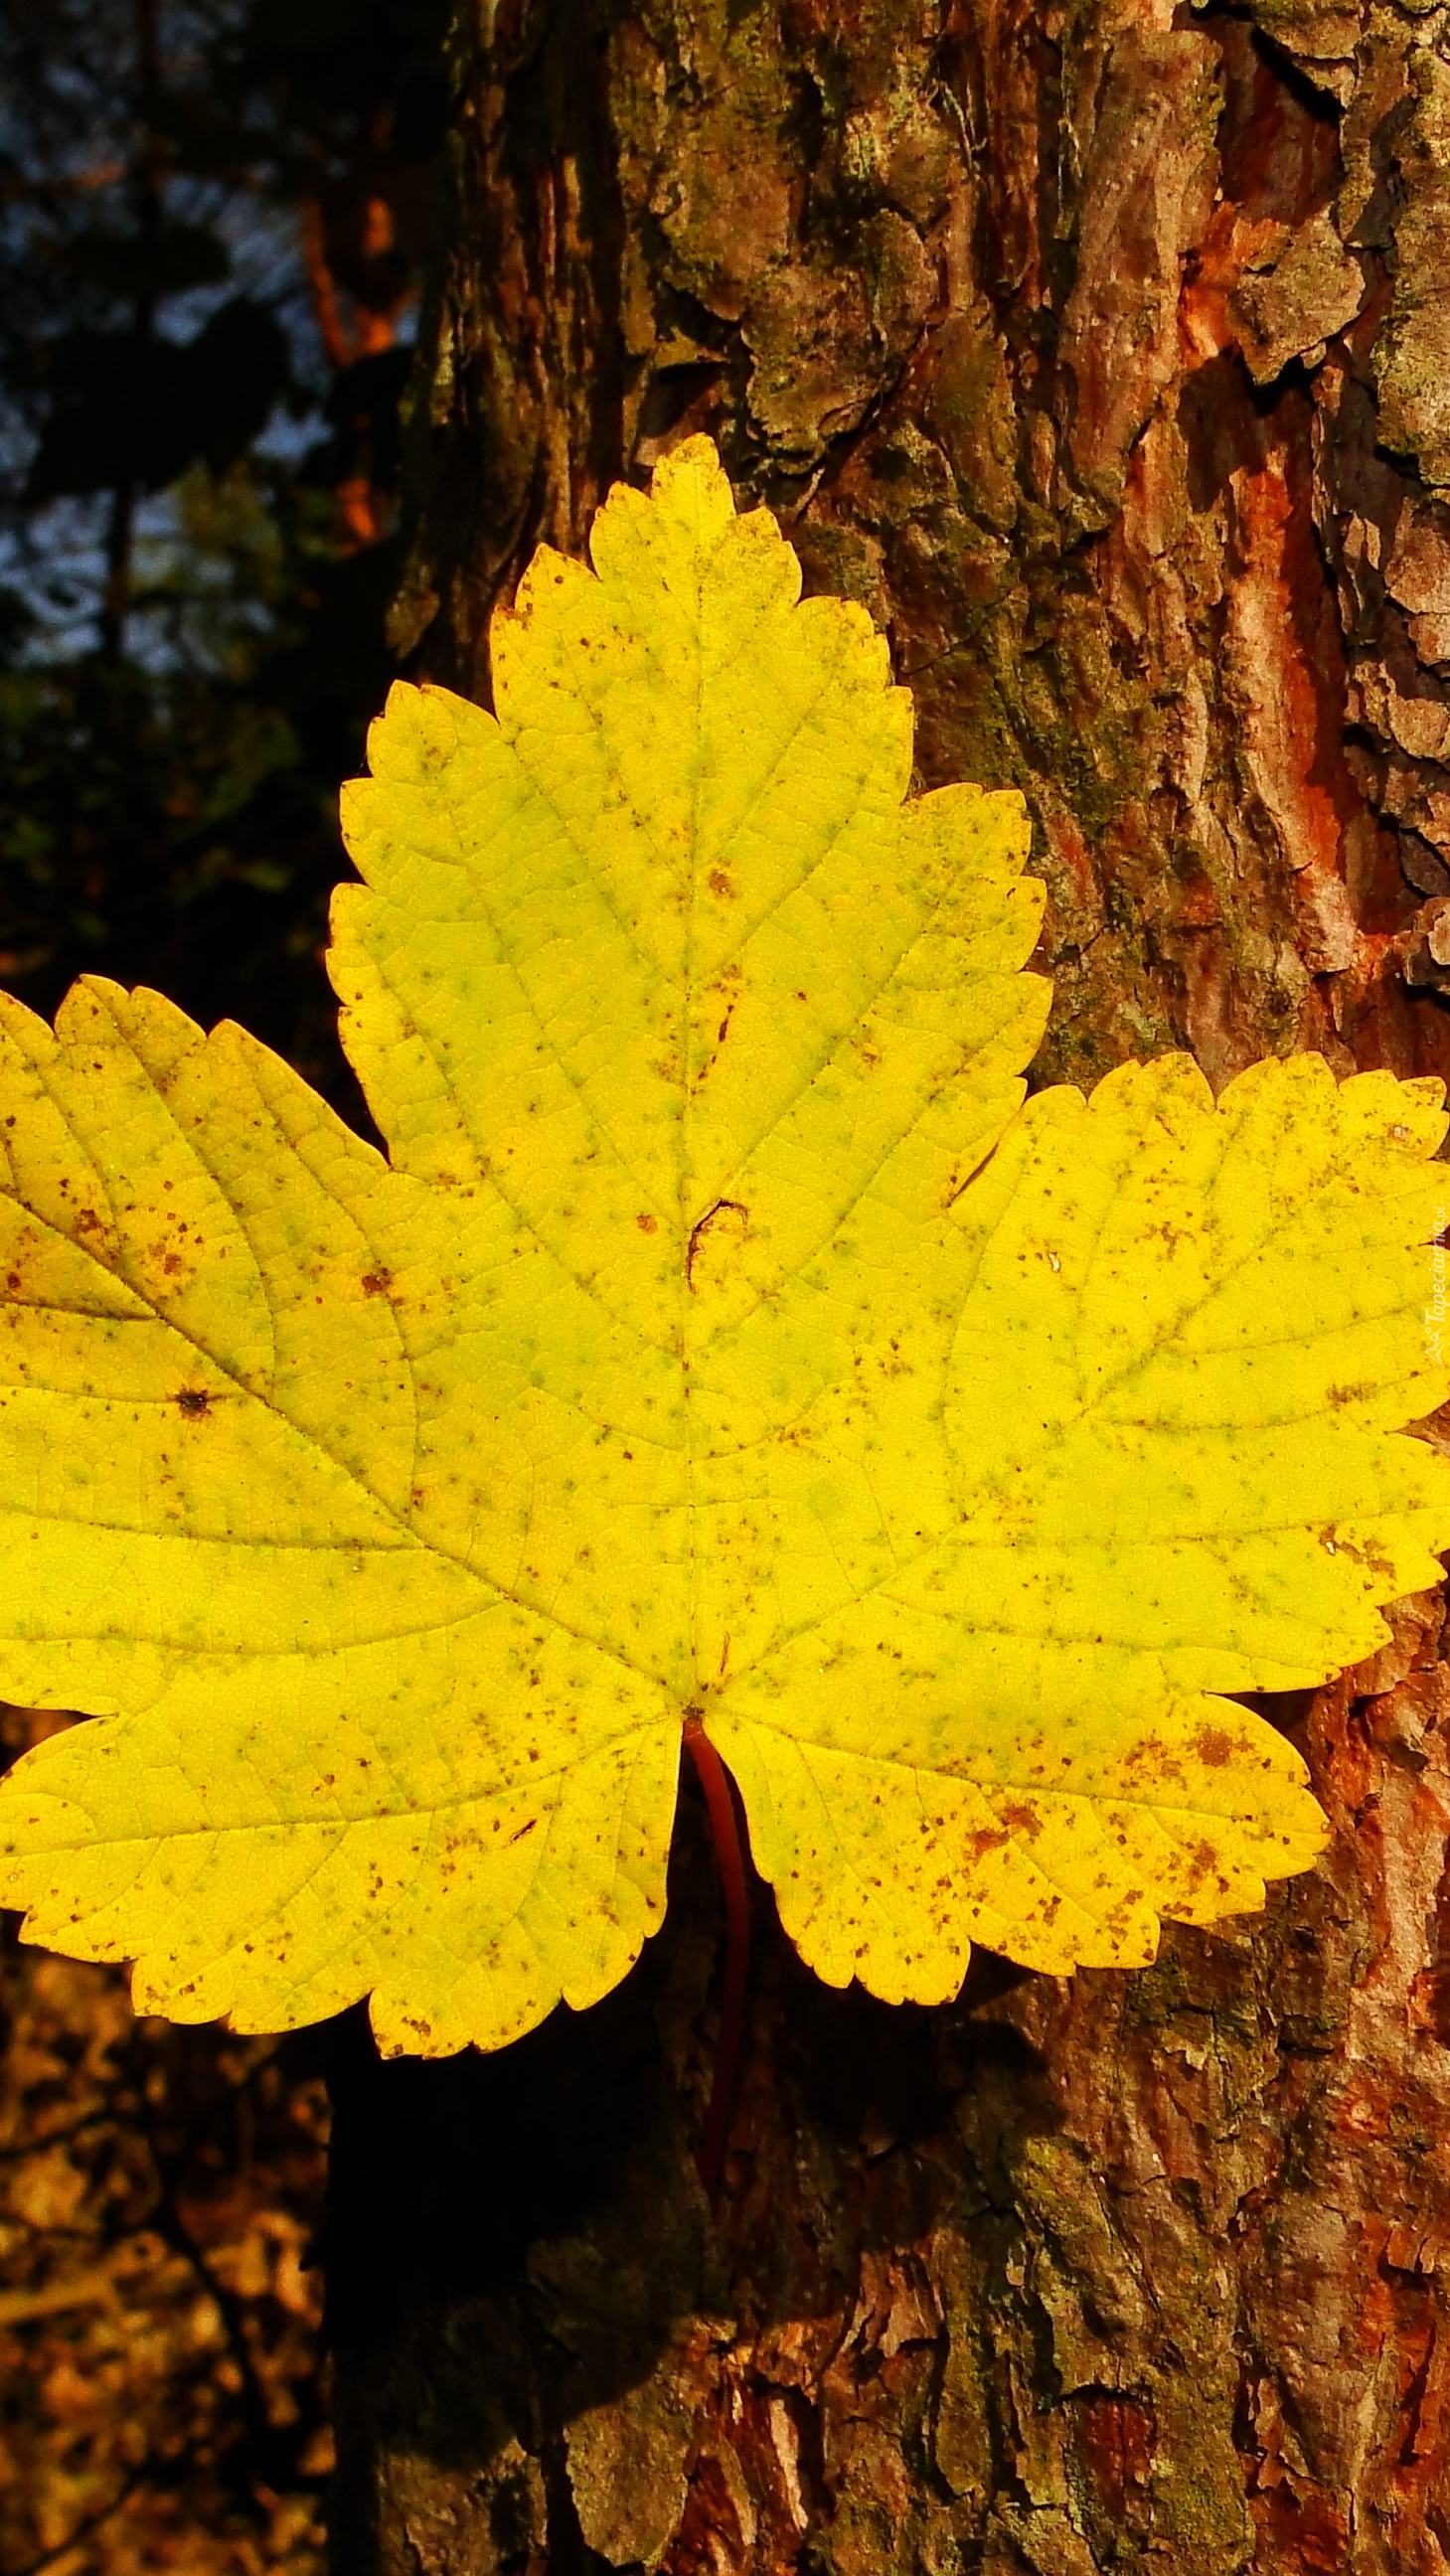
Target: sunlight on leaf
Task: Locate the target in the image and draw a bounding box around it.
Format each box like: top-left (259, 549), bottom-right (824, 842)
top-left (0, 438), bottom-right (1444, 2051)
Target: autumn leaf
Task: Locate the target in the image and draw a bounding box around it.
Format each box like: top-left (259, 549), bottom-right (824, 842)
top-left (0, 436), bottom-right (1445, 2053)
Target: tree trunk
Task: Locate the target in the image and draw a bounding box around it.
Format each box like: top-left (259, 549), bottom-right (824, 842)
top-left (328, 0), bottom-right (1450, 2566)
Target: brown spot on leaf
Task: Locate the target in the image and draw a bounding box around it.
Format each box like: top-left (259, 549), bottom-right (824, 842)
top-left (174, 1388), bottom-right (212, 1418)
top-left (1195, 1726), bottom-right (1234, 1768)
top-left (361, 1270), bottom-right (393, 1297)
top-left (965, 1826), bottom-right (1010, 1864)
top-left (686, 1199), bottom-right (748, 1290)
top-left (636, 1212), bottom-right (658, 1233)
top-left (998, 1800), bottom-right (1042, 1839)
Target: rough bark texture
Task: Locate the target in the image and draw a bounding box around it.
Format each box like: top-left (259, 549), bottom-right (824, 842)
top-left (330, 0), bottom-right (1450, 2567)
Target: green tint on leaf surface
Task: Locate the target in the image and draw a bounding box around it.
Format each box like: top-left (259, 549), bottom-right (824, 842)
top-left (0, 439), bottom-right (1445, 2052)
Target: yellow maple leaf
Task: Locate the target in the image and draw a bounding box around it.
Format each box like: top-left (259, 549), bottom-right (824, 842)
top-left (0, 436), bottom-right (1444, 2052)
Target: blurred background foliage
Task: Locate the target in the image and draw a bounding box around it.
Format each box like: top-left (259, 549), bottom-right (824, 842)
top-left (0, 0), bottom-right (447, 1101)
top-left (0, 2), bottom-right (448, 2564)
top-left (0, 1713), bottom-right (333, 2576)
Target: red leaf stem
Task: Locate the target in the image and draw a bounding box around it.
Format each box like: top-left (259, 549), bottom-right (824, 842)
top-left (685, 1722), bottom-right (751, 2204)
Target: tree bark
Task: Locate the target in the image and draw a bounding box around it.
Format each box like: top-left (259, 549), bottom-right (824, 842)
top-left (330, 0), bottom-right (1450, 2567)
